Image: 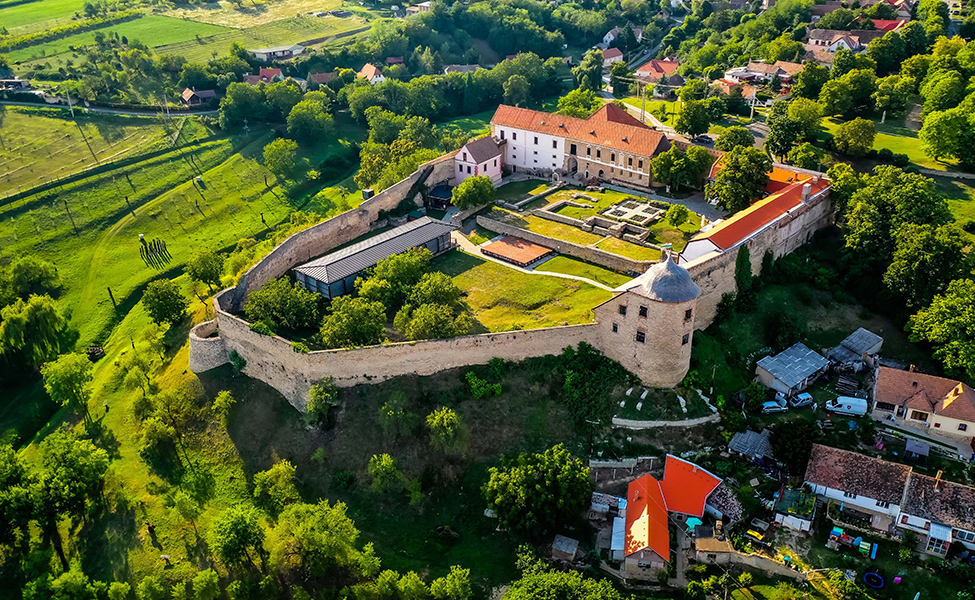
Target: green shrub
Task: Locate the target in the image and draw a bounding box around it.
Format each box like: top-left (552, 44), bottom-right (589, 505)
top-left (465, 371), bottom-right (502, 399)
top-left (333, 470), bottom-right (354, 489)
top-left (250, 320), bottom-right (275, 336)
top-left (488, 357), bottom-right (507, 380)
top-left (291, 341), bottom-right (310, 353)
top-left (229, 350), bottom-right (246, 373)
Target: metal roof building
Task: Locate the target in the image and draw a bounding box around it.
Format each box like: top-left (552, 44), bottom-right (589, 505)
top-left (294, 216), bottom-right (456, 299)
top-left (756, 342), bottom-right (829, 396)
top-left (827, 327), bottom-right (884, 365)
top-left (728, 429), bottom-right (774, 461)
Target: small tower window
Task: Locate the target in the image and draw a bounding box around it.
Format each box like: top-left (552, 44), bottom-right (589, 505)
top-left (639, 306), bottom-right (648, 318)
top-left (684, 308), bottom-right (693, 321)
top-left (682, 334), bottom-right (690, 345)
top-left (618, 305), bottom-right (627, 316)
top-left (612, 323), bottom-right (619, 333)
top-left (636, 331), bottom-right (646, 343)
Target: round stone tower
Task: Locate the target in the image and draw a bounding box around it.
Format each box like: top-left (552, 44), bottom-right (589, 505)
top-left (593, 252), bottom-right (700, 388)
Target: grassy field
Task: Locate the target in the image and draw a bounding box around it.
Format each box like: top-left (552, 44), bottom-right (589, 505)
top-left (7, 15), bottom-right (232, 62)
top-left (819, 117), bottom-right (955, 172)
top-left (0, 0), bottom-right (87, 34)
top-left (595, 236), bottom-right (660, 260)
top-left (535, 255), bottom-right (632, 287)
top-left (440, 108), bottom-right (495, 136)
top-left (489, 207), bottom-right (604, 245)
top-left (0, 107), bottom-right (185, 196)
top-left (932, 176), bottom-right (975, 241)
top-left (494, 179), bottom-right (548, 203)
top-left (165, 0), bottom-right (344, 27)
top-left (433, 250), bottom-right (610, 332)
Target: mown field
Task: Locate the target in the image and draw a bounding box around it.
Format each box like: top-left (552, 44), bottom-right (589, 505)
top-left (0, 107), bottom-right (184, 196)
top-left (164, 0), bottom-right (344, 28)
top-left (7, 15), bottom-right (232, 62)
top-left (0, 0), bottom-right (87, 34)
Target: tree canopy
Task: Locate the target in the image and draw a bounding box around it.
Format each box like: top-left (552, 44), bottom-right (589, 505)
top-left (707, 146), bottom-right (771, 213)
top-left (142, 280), bottom-right (189, 327)
top-left (909, 280), bottom-right (975, 381)
top-left (451, 175), bottom-right (495, 210)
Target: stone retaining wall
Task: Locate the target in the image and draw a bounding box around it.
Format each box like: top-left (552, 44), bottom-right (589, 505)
top-left (188, 320), bottom-right (228, 373)
top-left (611, 413), bottom-right (720, 429)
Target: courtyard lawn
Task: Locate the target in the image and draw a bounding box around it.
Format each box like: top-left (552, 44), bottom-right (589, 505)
top-left (489, 208), bottom-right (605, 245)
top-left (932, 176), bottom-right (975, 241)
top-left (535, 255), bottom-right (633, 288)
top-left (0, 107), bottom-right (182, 196)
top-left (549, 187), bottom-right (634, 219)
top-left (494, 179), bottom-right (548, 203)
top-left (646, 211), bottom-right (704, 251)
top-left (465, 225), bottom-right (496, 245)
top-left (595, 237), bottom-right (660, 261)
top-left (432, 250), bottom-right (611, 332)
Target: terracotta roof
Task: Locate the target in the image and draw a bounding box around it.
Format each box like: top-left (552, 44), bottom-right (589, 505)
top-left (490, 104), bottom-right (668, 159)
top-left (876, 367), bottom-right (975, 423)
top-left (746, 61), bottom-right (781, 75)
top-left (694, 174), bottom-right (828, 251)
top-left (460, 135), bottom-right (502, 163)
top-left (869, 19), bottom-right (907, 32)
top-left (803, 444), bottom-right (911, 505)
top-left (636, 59), bottom-right (680, 77)
top-left (181, 88), bottom-right (214, 101)
top-left (625, 474), bottom-right (670, 560)
top-left (803, 48), bottom-right (835, 64)
top-left (259, 68), bottom-right (282, 80)
top-left (309, 72), bottom-right (338, 84)
top-left (357, 63), bottom-right (383, 80)
top-left (773, 61), bottom-right (804, 77)
top-left (902, 473), bottom-right (975, 532)
top-left (659, 455), bottom-right (722, 517)
top-left (603, 48), bottom-right (623, 60)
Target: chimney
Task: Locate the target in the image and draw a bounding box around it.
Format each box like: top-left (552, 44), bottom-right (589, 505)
top-left (935, 470), bottom-right (943, 491)
top-left (801, 182), bottom-right (812, 202)
top-left (909, 364), bottom-right (915, 372)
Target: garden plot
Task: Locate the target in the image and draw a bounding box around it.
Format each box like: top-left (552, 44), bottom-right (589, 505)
top-left (604, 199), bottom-right (665, 226)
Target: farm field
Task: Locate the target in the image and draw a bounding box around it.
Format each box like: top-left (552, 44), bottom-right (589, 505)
top-left (165, 0), bottom-right (345, 27)
top-left (0, 107), bottom-right (185, 196)
top-left (7, 15), bottom-right (232, 62)
top-left (0, 0), bottom-right (87, 34)
top-left (433, 249), bottom-right (610, 332)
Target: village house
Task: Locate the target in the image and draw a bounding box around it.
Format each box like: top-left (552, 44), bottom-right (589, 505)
top-left (810, 2), bottom-right (844, 20)
top-left (872, 366), bottom-right (975, 446)
top-left (443, 64), bottom-right (481, 74)
top-left (635, 58), bottom-right (681, 83)
top-left (249, 44), bottom-right (304, 62)
top-left (386, 56), bottom-right (404, 66)
top-left (805, 29), bottom-right (885, 53)
top-left (603, 47), bottom-right (624, 67)
top-left (826, 327), bottom-right (883, 366)
top-left (603, 25), bottom-right (644, 46)
top-left (309, 71), bottom-right (339, 86)
top-left (454, 136), bottom-right (504, 186)
top-left (243, 68), bottom-right (283, 86)
top-left (490, 103), bottom-right (670, 187)
top-left (723, 61), bottom-right (803, 85)
top-left (357, 63), bottom-right (386, 85)
top-left (869, 18), bottom-right (908, 32)
top-left (755, 342), bottom-right (830, 397)
top-left (860, 0), bottom-right (913, 19)
top-left (406, 1), bottom-right (431, 14)
top-left (804, 444), bottom-right (910, 532)
top-left (899, 472), bottom-right (975, 555)
top-left (180, 88), bottom-right (216, 107)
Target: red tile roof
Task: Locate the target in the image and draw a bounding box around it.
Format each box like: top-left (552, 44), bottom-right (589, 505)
top-left (876, 367), bottom-right (975, 423)
top-left (870, 18), bottom-right (907, 32)
top-left (259, 68), bottom-right (282, 80)
top-left (358, 63), bottom-right (383, 80)
top-left (603, 47), bottom-right (624, 60)
top-left (637, 59), bottom-right (680, 77)
top-left (625, 474), bottom-right (670, 560)
top-left (309, 72), bottom-right (338, 84)
top-left (694, 174), bottom-right (829, 251)
top-left (490, 103), bottom-right (669, 159)
top-left (658, 455), bottom-right (722, 517)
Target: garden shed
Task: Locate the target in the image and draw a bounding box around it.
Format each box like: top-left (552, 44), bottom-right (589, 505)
top-left (756, 342), bottom-right (829, 397)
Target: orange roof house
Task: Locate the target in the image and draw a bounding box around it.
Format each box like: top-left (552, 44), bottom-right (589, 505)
top-left (636, 58), bottom-right (680, 79)
top-left (658, 455), bottom-right (722, 517)
top-left (874, 366), bottom-right (975, 434)
top-left (625, 474), bottom-right (670, 561)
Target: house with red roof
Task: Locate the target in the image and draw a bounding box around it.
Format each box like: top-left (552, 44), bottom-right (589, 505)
top-left (490, 103), bottom-right (670, 189)
top-left (635, 58), bottom-right (681, 82)
top-left (872, 366), bottom-right (975, 446)
top-left (357, 63), bottom-right (386, 85)
top-left (620, 455), bottom-right (722, 580)
top-left (603, 47), bottom-right (624, 67)
top-left (243, 67), bottom-right (284, 86)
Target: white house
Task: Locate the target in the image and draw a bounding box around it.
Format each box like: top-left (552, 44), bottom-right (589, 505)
top-left (357, 63), bottom-right (386, 85)
top-left (249, 44), bottom-right (304, 61)
top-left (454, 136), bottom-right (504, 186)
top-left (804, 444), bottom-right (910, 532)
top-left (603, 47), bottom-right (624, 67)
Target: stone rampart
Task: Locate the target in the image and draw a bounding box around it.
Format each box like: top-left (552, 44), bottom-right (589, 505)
top-left (476, 215), bottom-right (652, 273)
top-left (214, 308), bottom-right (599, 409)
top-left (188, 320), bottom-right (228, 372)
top-left (531, 208), bottom-right (587, 228)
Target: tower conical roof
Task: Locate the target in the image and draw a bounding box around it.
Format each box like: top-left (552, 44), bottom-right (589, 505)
top-left (613, 254), bottom-right (700, 303)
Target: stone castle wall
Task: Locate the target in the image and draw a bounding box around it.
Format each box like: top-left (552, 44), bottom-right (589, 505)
top-left (188, 320), bottom-right (228, 372)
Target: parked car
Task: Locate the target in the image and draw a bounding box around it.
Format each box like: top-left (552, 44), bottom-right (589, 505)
top-left (693, 135), bottom-right (713, 144)
top-left (825, 396), bottom-right (868, 417)
top-left (762, 400), bottom-right (788, 414)
top-left (789, 392), bottom-right (814, 408)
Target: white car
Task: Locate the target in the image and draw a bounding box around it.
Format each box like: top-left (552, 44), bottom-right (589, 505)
top-left (789, 392), bottom-right (814, 408)
top-left (762, 400), bottom-right (788, 414)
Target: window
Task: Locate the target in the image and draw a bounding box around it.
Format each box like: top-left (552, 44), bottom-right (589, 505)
top-left (638, 159), bottom-right (644, 169)
top-left (596, 150), bottom-right (601, 159)
top-left (500, 130), bottom-right (505, 140)
top-left (534, 136), bottom-right (538, 145)
top-left (955, 530), bottom-right (975, 542)
top-left (587, 147), bottom-right (591, 156)
top-left (466, 166), bottom-right (471, 174)
top-left (533, 150), bottom-right (538, 155)
top-left (636, 331), bottom-right (646, 343)
top-left (494, 159), bottom-right (497, 167)
top-left (901, 515), bottom-right (909, 525)
top-left (876, 401), bottom-right (896, 411)
top-left (639, 306), bottom-right (648, 318)
top-left (482, 164), bottom-right (487, 171)
top-left (612, 323), bottom-right (619, 333)
top-left (458, 164), bottom-right (463, 172)
top-left (552, 140), bottom-right (557, 149)
top-left (934, 422), bottom-right (941, 428)
top-left (911, 411), bottom-right (928, 422)
top-left (927, 537), bottom-right (947, 554)
top-left (960, 423), bottom-right (969, 432)
top-left (570, 144), bottom-right (577, 155)
top-left (843, 492), bottom-right (858, 499)
top-left (684, 308), bottom-right (693, 321)
top-left (462, 152), bottom-right (467, 161)
top-left (628, 157), bottom-right (633, 166)
top-left (611, 152), bottom-right (616, 162)
top-left (512, 132), bottom-right (517, 140)
top-left (682, 334), bottom-right (690, 345)
top-left (876, 500), bottom-right (890, 509)
top-left (618, 305), bottom-right (627, 316)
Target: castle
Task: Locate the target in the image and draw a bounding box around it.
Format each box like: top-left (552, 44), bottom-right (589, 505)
top-left (189, 125), bottom-right (833, 411)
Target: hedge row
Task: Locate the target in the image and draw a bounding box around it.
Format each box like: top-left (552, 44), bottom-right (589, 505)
top-left (0, 11), bottom-right (141, 52)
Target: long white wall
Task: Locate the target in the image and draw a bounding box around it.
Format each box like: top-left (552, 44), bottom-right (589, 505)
top-left (492, 124), bottom-right (566, 171)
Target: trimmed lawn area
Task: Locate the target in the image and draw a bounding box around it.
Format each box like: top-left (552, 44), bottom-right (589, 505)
top-left (535, 255), bottom-right (632, 287)
top-left (489, 208), bottom-right (605, 245)
top-left (595, 237), bottom-right (660, 260)
top-left (931, 176), bottom-right (975, 241)
top-left (646, 212), bottom-right (703, 251)
top-left (432, 249), bottom-right (610, 332)
top-left (548, 186), bottom-right (634, 219)
top-left (441, 108), bottom-right (495, 135)
top-left (819, 117), bottom-right (956, 172)
top-left (494, 179), bottom-right (548, 203)
top-left (465, 225), bottom-right (496, 245)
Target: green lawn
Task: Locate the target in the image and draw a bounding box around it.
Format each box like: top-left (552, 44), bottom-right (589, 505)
top-left (440, 108), bottom-right (495, 136)
top-left (494, 179), bottom-right (548, 203)
top-left (8, 15), bottom-right (232, 62)
top-left (0, 0), bottom-right (87, 34)
top-left (488, 208), bottom-right (605, 245)
top-left (432, 250), bottom-right (610, 332)
top-left (465, 225), bottom-right (496, 245)
top-left (0, 107), bottom-right (180, 195)
top-left (595, 236), bottom-right (660, 260)
top-left (819, 117), bottom-right (955, 172)
top-left (535, 255), bottom-right (632, 288)
top-left (931, 176), bottom-right (975, 241)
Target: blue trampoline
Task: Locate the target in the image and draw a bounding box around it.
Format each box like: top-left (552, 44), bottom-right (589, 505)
top-left (863, 572), bottom-right (885, 589)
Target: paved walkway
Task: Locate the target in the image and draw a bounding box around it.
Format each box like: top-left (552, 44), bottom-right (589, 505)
top-left (451, 231), bottom-right (614, 291)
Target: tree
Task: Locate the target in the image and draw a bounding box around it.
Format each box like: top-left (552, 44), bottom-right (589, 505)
top-left (818, 78), bottom-right (853, 116)
top-left (1, 255), bottom-right (62, 302)
top-left (833, 117), bottom-right (875, 157)
top-left (263, 138), bottom-right (299, 181)
top-left (867, 31), bottom-right (906, 76)
top-left (678, 79), bottom-right (707, 101)
top-left (0, 294), bottom-right (67, 370)
top-left (306, 377), bottom-right (339, 425)
top-left (192, 569), bottom-right (221, 600)
top-left (674, 100), bottom-right (711, 136)
top-left (764, 115), bottom-right (804, 160)
top-left (320, 296), bottom-right (387, 348)
top-left (357, 247), bottom-right (432, 309)
top-left (503, 74), bottom-right (530, 106)
top-left (665, 204), bottom-right (690, 228)
top-left (209, 504), bottom-right (265, 568)
top-left (909, 280), bottom-right (975, 381)
top-left (430, 566), bottom-right (472, 600)
top-left (267, 500), bottom-right (370, 584)
top-left (213, 390), bottom-right (235, 423)
top-left (556, 88), bottom-right (601, 118)
top-left (504, 565), bottom-right (624, 600)
top-left (483, 444), bottom-right (592, 537)
top-left (108, 582), bottom-right (131, 600)
top-left (920, 108), bottom-right (975, 167)
top-left (173, 489), bottom-right (202, 535)
top-left (920, 70), bottom-right (966, 116)
top-left (714, 125), bottom-right (754, 151)
top-left (265, 80), bottom-right (303, 119)
top-left (219, 82), bottom-right (267, 128)
top-left (409, 272), bottom-right (462, 308)
top-left (186, 250), bottom-right (225, 292)
top-left (786, 142), bottom-right (825, 170)
top-left (734, 245), bottom-right (754, 301)
top-left (142, 279), bottom-right (189, 327)
top-left (287, 99), bottom-right (334, 144)
top-left (825, 163), bottom-right (865, 216)
top-left (368, 453), bottom-right (401, 492)
top-left (42, 353), bottom-right (93, 422)
top-left (609, 61), bottom-right (632, 96)
top-left (378, 391), bottom-right (419, 439)
top-left (572, 50), bottom-right (603, 91)
top-left (243, 277), bottom-right (320, 331)
top-left (818, 8), bottom-right (856, 29)
top-left (739, 573), bottom-right (754, 588)
top-left (426, 406), bottom-right (467, 454)
top-left (786, 98), bottom-right (822, 140)
top-left (254, 459), bottom-right (301, 516)
top-left (884, 224), bottom-right (970, 308)
top-left (396, 303), bottom-right (473, 340)
top-left (136, 576), bottom-right (166, 600)
top-left (451, 175), bottom-right (495, 210)
top-left (708, 146), bottom-right (771, 212)
top-left (873, 74), bottom-right (915, 114)
top-left (792, 63), bottom-right (829, 99)
top-left (769, 418), bottom-right (819, 474)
